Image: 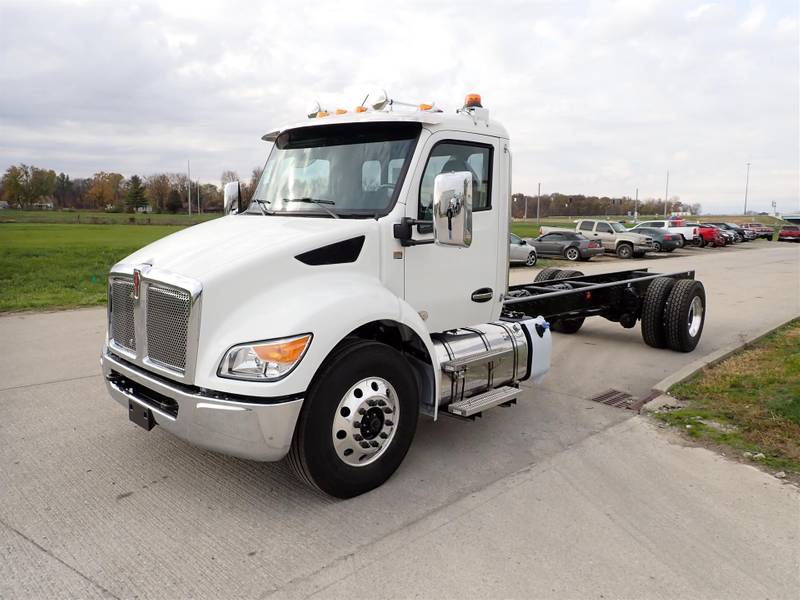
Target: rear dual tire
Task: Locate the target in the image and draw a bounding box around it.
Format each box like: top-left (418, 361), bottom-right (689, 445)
top-left (641, 278), bottom-right (706, 352)
top-left (550, 270), bottom-right (585, 334)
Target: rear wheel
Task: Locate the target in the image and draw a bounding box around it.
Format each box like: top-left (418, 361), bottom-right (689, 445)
top-left (696, 236), bottom-right (706, 248)
top-left (665, 280), bottom-right (706, 353)
top-left (676, 236), bottom-right (685, 248)
top-left (616, 243), bottom-right (633, 259)
top-left (534, 267), bottom-right (561, 283)
top-left (653, 241), bottom-right (662, 252)
top-left (287, 339), bottom-right (418, 498)
top-left (564, 247), bottom-right (581, 261)
top-left (641, 277), bottom-right (676, 348)
top-left (550, 270), bottom-right (585, 333)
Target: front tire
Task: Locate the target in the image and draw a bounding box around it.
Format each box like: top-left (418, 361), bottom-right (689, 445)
top-left (525, 251), bottom-right (537, 267)
top-left (616, 243), bottom-right (633, 259)
top-left (287, 340), bottom-right (419, 498)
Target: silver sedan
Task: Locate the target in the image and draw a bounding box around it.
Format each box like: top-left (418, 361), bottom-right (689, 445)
top-left (509, 233), bottom-right (538, 266)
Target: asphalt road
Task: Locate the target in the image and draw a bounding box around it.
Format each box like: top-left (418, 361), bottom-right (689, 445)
top-left (1, 241), bottom-right (798, 599)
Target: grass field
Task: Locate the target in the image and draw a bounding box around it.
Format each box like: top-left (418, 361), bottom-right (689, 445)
top-left (657, 320), bottom-right (800, 476)
top-left (0, 209), bottom-right (218, 226)
top-left (0, 223), bottom-right (183, 312)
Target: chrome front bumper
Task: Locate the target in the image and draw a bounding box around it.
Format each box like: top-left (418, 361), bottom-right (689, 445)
top-left (102, 349), bottom-right (303, 461)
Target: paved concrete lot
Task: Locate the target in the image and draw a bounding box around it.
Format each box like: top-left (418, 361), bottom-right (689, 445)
top-left (1, 242), bottom-right (798, 599)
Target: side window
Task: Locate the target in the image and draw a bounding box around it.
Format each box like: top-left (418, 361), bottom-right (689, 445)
top-left (579, 221), bottom-right (594, 232)
top-left (547, 233), bottom-right (564, 241)
top-left (418, 141), bottom-right (493, 221)
top-left (651, 221), bottom-right (664, 228)
top-left (596, 222), bottom-right (613, 233)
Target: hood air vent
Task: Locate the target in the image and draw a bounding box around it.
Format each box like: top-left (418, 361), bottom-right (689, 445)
top-left (295, 236), bottom-right (365, 266)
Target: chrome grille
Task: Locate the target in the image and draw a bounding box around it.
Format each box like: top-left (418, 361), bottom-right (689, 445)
top-left (146, 285), bottom-right (191, 371)
top-left (110, 279), bottom-right (136, 351)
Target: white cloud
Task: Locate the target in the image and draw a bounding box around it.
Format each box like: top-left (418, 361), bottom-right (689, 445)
top-left (0, 0), bottom-right (797, 213)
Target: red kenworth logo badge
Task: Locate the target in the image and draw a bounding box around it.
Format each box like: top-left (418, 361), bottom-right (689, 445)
top-left (132, 269), bottom-right (141, 300)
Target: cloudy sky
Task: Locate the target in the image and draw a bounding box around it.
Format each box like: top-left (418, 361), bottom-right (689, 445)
top-left (1, 0), bottom-right (797, 213)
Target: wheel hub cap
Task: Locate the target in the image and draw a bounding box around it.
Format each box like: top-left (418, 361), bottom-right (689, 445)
top-left (332, 376), bottom-right (399, 467)
top-left (688, 296), bottom-right (704, 337)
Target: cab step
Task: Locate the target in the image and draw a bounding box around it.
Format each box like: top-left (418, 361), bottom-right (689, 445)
top-left (446, 385), bottom-right (522, 418)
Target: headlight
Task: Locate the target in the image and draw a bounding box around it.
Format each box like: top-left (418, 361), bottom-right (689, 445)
top-left (218, 333), bottom-right (312, 381)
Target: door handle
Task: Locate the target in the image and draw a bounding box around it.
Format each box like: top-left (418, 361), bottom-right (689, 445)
top-left (471, 288), bottom-right (494, 303)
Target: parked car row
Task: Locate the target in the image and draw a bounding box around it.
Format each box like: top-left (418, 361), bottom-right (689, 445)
top-left (510, 218), bottom-right (791, 267)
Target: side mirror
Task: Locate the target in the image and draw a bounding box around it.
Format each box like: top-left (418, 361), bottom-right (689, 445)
top-left (521, 239), bottom-right (528, 245)
top-left (432, 171), bottom-right (472, 247)
top-left (224, 181), bottom-right (243, 215)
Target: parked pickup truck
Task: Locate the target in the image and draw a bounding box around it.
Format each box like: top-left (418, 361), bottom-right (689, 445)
top-left (629, 219), bottom-right (697, 247)
top-left (543, 219), bottom-right (655, 258)
top-left (101, 92), bottom-right (706, 497)
top-left (740, 223), bottom-right (774, 240)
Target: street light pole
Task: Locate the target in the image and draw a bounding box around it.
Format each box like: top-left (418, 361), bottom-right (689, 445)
top-left (664, 170), bottom-right (669, 218)
top-left (744, 162), bottom-right (751, 215)
top-left (537, 182), bottom-right (541, 224)
top-left (187, 160), bottom-right (192, 217)
top-left (634, 187), bottom-right (639, 221)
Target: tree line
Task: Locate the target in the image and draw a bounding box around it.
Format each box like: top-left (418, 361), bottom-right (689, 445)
top-left (511, 192), bottom-right (701, 219)
top-left (0, 164), bottom-right (264, 213)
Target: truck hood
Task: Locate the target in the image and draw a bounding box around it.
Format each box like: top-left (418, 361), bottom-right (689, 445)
top-left (117, 215), bottom-right (372, 280)
top-left (618, 231), bottom-right (652, 243)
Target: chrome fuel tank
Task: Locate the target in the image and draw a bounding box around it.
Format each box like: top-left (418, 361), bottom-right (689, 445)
top-left (433, 321), bottom-right (529, 405)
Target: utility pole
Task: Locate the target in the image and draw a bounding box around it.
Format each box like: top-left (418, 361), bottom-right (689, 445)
top-left (664, 170), bottom-right (669, 218)
top-left (187, 160), bottom-right (192, 217)
top-left (537, 182), bottom-right (541, 224)
top-left (523, 193), bottom-right (528, 221)
top-left (744, 162), bottom-right (751, 215)
top-left (634, 187), bottom-right (639, 221)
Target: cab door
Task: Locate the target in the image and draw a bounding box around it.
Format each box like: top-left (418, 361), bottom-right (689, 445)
top-left (594, 222), bottom-right (616, 251)
top-left (403, 133), bottom-right (503, 333)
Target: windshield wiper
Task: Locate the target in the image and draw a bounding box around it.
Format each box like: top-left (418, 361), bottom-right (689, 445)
top-left (251, 198), bottom-right (273, 215)
top-left (282, 197), bottom-right (339, 219)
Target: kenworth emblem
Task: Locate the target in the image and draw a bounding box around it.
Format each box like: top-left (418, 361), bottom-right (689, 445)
top-left (132, 268), bottom-right (141, 300)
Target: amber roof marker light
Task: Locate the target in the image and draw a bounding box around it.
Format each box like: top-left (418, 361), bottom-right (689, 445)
top-left (464, 93), bottom-right (482, 108)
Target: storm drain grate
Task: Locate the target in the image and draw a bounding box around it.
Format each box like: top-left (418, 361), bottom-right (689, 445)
top-left (589, 389), bottom-right (634, 409)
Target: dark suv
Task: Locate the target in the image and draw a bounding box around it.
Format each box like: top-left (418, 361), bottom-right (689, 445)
top-left (703, 222), bottom-right (755, 243)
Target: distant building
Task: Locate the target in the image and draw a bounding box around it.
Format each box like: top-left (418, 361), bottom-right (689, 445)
top-left (136, 205), bottom-right (153, 213)
top-left (33, 201), bottom-right (54, 210)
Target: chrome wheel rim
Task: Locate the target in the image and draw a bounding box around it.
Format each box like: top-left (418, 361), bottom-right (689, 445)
top-left (566, 248), bottom-right (578, 260)
top-left (526, 253), bottom-right (536, 266)
top-left (332, 376), bottom-right (398, 467)
top-left (687, 296), bottom-right (704, 337)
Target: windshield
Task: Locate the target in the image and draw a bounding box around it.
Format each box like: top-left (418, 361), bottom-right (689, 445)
top-left (246, 122), bottom-right (421, 217)
top-left (611, 222), bottom-right (626, 232)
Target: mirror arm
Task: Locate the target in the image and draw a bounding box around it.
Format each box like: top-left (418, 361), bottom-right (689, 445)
top-left (393, 217), bottom-right (434, 247)
top-left (237, 182), bottom-right (244, 214)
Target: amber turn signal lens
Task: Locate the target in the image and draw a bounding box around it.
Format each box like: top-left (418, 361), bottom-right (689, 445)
top-left (253, 335), bottom-right (311, 364)
top-left (355, 106), bottom-right (367, 112)
top-left (335, 108), bottom-right (347, 115)
top-left (418, 103), bottom-right (433, 110)
top-left (316, 111), bottom-right (329, 118)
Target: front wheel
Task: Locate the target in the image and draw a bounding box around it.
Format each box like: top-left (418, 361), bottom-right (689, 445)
top-left (287, 340), bottom-right (419, 498)
top-left (616, 243), bottom-right (633, 259)
top-left (525, 251), bottom-right (537, 267)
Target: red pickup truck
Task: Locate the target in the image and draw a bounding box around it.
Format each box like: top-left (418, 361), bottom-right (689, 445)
top-left (741, 223), bottom-right (774, 240)
top-left (686, 223), bottom-right (725, 247)
top-left (778, 225), bottom-right (800, 242)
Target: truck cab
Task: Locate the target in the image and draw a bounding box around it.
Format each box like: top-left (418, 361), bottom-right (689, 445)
top-left (576, 219), bottom-right (654, 259)
top-left (102, 93), bottom-right (552, 498)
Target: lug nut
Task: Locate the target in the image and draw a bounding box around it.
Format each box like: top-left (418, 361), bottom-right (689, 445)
top-left (358, 408), bottom-right (366, 415)
top-left (370, 441), bottom-right (379, 447)
top-left (377, 399), bottom-right (386, 406)
top-left (368, 399), bottom-right (377, 407)
top-left (354, 434), bottom-right (363, 441)
top-left (353, 421), bottom-right (361, 428)
top-left (383, 407), bottom-right (393, 414)
top-left (385, 420), bottom-right (394, 427)
top-left (379, 432), bottom-right (388, 439)
top-left (360, 441), bottom-right (370, 449)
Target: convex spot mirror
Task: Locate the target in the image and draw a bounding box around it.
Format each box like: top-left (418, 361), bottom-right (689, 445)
top-left (224, 181), bottom-right (243, 215)
top-left (432, 171), bottom-right (473, 247)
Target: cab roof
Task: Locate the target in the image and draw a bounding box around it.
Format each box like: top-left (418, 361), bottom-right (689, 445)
top-left (262, 108), bottom-right (509, 142)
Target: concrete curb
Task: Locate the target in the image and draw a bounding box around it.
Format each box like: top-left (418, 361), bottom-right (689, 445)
top-left (643, 316), bottom-right (799, 410)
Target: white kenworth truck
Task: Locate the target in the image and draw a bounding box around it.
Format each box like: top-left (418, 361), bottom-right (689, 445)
top-left (102, 93), bottom-right (707, 497)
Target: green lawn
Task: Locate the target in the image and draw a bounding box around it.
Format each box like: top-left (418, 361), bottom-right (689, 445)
top-left (657, 320), bottom-right (800, 475)
top-left (0, 209), bottom-right (219, 226)
top-left (0, 223), bottom-right (184, 312)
